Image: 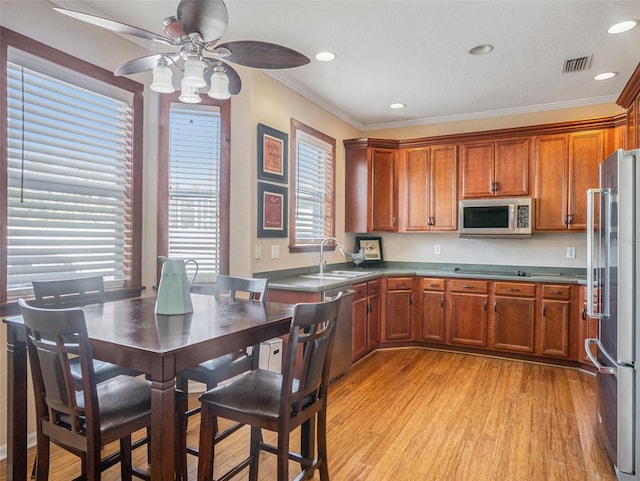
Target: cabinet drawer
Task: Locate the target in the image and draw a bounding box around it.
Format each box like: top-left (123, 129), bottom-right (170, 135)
top-left (368, 279), bottom-right (381, 296)
top-left (422, 278), bottom-right (445, 291)
top-left (387, 277), bottom-right (412, 290)
top-left (449, 279), bottom-right (488, 294)
top-left (494, 282), bottom-right (536, 297)
top-left (542, 285), bottom-right (571, 300)
top-left (353, 282), bottom-right (368, 299)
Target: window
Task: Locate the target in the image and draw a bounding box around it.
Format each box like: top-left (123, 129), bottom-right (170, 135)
top-left (289, 119), bottom-right (336, 250)
top-left (1, 28), bottom-right (143, 304)
top-left (157, 95), bottom-right (230, 283)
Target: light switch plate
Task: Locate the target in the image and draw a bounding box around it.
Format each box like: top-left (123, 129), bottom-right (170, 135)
top-left (255, 244), bottom-right (262, 260)
top-left (271, 245), bottom-right (280, 259)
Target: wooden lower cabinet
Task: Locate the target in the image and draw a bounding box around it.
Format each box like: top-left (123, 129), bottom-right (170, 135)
top-left (577, 285), bottom-right (598, 366)
top-left (384, 277), bottom-right (414, 341)
top-left (448, 279), bottom-right (488, 347)
top-left (492, 282), bottom-right (536, 353)
top-left (352, 279), bottom-right (381, 361)
top-left (538, 285), bottom-right (572, 358)
top-left (420, 278), bottom-right (446, 342)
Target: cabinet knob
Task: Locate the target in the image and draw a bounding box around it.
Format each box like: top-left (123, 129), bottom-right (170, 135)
top-left (462, 285), bottom-right (475, 289)
top-left (506, 287), bottom-right (520, 292)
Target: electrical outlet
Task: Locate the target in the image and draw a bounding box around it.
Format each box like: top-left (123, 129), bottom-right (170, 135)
top-left (255, 244), bottom-right (262, 260)
top-left (434, 244), bottom-right (442, 255)
top-left (271, 245), bottom-right (280, 259)
top-left (566, 246), bottom-right (576, 259)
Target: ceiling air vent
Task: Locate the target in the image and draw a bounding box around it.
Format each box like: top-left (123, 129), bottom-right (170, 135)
top-left (562, 55), bottom-right (593, 73)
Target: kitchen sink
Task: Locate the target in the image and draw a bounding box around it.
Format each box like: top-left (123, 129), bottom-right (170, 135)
top-left (299, 270), bottom-right (372, 280)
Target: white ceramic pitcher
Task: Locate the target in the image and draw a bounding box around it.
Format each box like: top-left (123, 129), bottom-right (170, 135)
top-left (155, 256), bottom-right (199, 315)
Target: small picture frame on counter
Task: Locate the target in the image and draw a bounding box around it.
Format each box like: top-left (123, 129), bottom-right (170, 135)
top-left (356, 236), bottom-right (384, 263)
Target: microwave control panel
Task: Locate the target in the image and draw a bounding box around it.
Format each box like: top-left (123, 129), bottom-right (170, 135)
top-left (516, 205), bottom-right (530, 228)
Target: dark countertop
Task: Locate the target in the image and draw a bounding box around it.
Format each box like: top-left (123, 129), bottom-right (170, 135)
top-left (260, 262), bottom-right (587, 293)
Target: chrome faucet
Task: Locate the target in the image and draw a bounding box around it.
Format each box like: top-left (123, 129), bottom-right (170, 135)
top-left (319, 237), bottom-right (345, 275)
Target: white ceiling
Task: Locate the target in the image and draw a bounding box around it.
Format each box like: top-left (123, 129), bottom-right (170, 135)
top-left (49, 0), bottom-right (640, 131)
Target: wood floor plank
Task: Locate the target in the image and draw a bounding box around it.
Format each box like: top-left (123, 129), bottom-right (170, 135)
top-left (0, 348), bottom-right (618, 481)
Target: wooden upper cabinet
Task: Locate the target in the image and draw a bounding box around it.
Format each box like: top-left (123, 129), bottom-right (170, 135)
top-left (399, 145), bottom-right (457, 232)
top-left (369, 148), bottom-right (397, 232)
top-left (533, 131), bottom-right (604, 231)
top-left (460, 138), bottom-right (529, 198)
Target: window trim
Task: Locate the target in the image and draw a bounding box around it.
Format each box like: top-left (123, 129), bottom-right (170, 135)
top-left (288, 118), bottom-right (337, 253)
top-left (0, 26), bottom-right (144, 308)
top-left (157, 92), bottom-right (231, 282)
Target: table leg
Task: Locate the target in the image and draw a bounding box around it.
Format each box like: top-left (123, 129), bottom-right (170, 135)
top-left (6, 325), bottom-right (28, 481)
top-left (150, 378), bottom-right (176, 481)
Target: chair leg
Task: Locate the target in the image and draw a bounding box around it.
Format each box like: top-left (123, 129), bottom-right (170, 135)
top-left (34, 433), bottom-right (50, 481)
top-left (317, 410), bottom-right (330, 481)
top-left (276, 430), bottom-right (290, 481)
top-left (248, 426), bottom-right (261, 481)
top-left (119, 435), bottom-right (133, 481)
top-left (197, 403), bottom-right (216, 481)
top-left (86, 442), bottom-right (102, 481)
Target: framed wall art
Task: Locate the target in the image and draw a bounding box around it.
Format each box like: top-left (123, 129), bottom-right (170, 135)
top-left (258, 182), bottom-right (288, 238)
top-left (355, 236), bottom-right (384, 263)
top-left (257, 123), bottom-right (288, 183)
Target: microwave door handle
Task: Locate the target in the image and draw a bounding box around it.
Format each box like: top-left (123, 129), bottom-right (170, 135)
top-left (509, 204), bottom-right (515, 230)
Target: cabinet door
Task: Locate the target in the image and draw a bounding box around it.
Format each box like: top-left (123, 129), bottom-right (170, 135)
top-left (533, 135), bottom-right (569, 230)
top-left (448, 293), bottom-right (488, 347)
top-left (539, 299), bottom-right (571, 358)
top-left (577, 285), bottom-right (598, 365)
top-left (368, 293), bottom-right (381, 350)
top-left (421, 291), bottom-right (446, 342)
top-left (494, 138), bottom-right (529, 196)
top-left (460, 142), bottom-right (494, 198)
top-left (567, 131), bottom-right (603, 230)
top-left (401, 148), bottom-right (430, 231)
top-left (385, 290), bottom-right (413, 340)
top-left (352, 296), bottom-right (368, 361)
top-left (369, 148), bottom-right (397, 231)
top-left (429, 145), bottom-right (458, 231)
top-left (493, 296), bottom-right (536, 353)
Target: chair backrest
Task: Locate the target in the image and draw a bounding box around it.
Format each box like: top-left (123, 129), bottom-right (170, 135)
top-left (280, 294), bottom-right (342, 422)
top-left (213, 275), bottom-right (268, 301)
top-left (32, 276), bottom-right (105, 308)
top-left (18, 298), bottom-right (100, 441)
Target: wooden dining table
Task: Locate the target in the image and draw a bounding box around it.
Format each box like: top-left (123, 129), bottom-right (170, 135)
top-left (4, 293), bottom-right (295, 481)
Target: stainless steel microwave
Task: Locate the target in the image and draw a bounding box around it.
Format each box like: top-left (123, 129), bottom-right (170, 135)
top-left (458, 197), bottom-right (533, 238)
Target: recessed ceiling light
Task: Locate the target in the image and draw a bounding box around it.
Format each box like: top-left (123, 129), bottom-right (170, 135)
top-left (608, 20), bottom-right (638, 34)
top-left (469, 44), bottom-right (494, 55)
top-left (315, 51), bottom-right (336, 62)
top-left (594, 72), bottom-right (617, 81)
top-left (389, 103), bottom-right (406, 109)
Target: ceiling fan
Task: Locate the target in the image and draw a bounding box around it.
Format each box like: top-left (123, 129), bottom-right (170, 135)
top-left (53, 0), bottom-right (310, 103)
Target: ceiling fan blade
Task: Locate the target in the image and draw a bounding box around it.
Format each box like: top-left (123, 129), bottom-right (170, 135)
top-left (217, 41), bottom-right (310, 69)
top-left (204, 61), bottom-right (242, 95)
top-left (177, 0), bottom-right (228, 43)
top-left (114, 53), bottom-right (180, 76)
top-left (53, 7), bottom-right (175, 46)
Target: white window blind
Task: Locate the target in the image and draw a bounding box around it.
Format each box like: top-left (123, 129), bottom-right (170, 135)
top-left (168, 103), bottom-right (221, 283)
top-left (294, 130), bottom-right (334, 243)
top-left (6, 54), bottom-right (134, 300)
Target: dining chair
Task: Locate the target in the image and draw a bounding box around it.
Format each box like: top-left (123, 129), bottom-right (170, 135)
top-left (177, 274), bottom-right (269, 454)
top-left (31, 276), bottom-right (139, 387)
top-left (18, 298), bottom-right (188, 481)
top-left (196, 293), bottom-right (342, 481)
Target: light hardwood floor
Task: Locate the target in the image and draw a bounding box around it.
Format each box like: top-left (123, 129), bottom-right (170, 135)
top-left (1, 348), bottom-right (617, 481)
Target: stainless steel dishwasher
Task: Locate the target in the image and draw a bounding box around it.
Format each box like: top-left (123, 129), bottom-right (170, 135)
top-left (323, 286), bottom-right (354, 381)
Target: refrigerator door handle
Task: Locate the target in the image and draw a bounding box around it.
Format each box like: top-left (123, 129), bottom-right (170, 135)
top-left (584, 338), bottom-right (616, 375)
top-left (586, 188), bottom-right (609, 318)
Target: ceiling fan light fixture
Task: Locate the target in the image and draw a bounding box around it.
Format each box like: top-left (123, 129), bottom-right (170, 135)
top-left (208, 67), bottom-right (231, 100)
top-left (179, 79), bottom-right (201, 104)
top-left (182, 57), bottom-right (207, 88)
top-left (150, 59), bottom-right (175, 93)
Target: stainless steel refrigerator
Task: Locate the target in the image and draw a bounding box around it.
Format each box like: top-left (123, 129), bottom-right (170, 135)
top-left (586, 148), bottom-right (639, 480)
